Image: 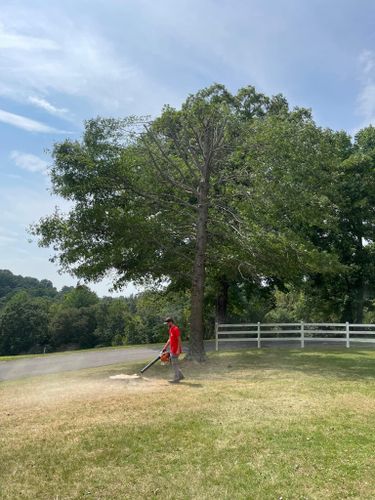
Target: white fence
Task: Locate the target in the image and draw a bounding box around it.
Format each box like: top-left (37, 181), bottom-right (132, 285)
top-left (215, 322), bottom-right (375, 351)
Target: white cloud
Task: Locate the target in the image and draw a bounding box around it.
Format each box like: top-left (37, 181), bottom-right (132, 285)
top-left (28, 96), bottom-right (68, 117)
top-left (358, 83), bottom-right (375, 120)
top-left (10, 150), bottom-right (49, 175)
top-left (0, 15), bottom-right (141, 114)
top-left (0, 0), bottom-right (305, 119)
top-left (0, 226), bottom-right (18, 237)
top-left (2, 173), bottom-right (22, 180)
top-left (0, 108), bottom-right (61, 133)
top-left (0, 233), bottom-right (18, 246)
top-left (0, 236), bottom-right (17, 247)
top-left (359, 50), bottom-right (375, 76)
top-left (0, 23), bottom-right (58, 51)
top-left (355, 50), bottom-right (375, 131)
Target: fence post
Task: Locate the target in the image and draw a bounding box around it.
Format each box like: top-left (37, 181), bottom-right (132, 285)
top-left (301, 321), bottom-right (305, 349)
top-left (257, 322), bottom-right (261, 349)
top-left (215, 321), bottom-right (219, 351)
top-left (346, 322), bottom-right (350, 348)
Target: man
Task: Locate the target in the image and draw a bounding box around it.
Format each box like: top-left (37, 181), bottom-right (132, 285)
top-left (162, 317), bottom-right (185, 383)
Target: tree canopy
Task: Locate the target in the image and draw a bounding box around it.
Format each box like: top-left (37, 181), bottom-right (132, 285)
top-left (31, 84), bottom-right (371, 360)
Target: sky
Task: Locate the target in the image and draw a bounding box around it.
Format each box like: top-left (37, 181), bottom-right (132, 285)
top-left (1, 0), bottom-right (375, 296)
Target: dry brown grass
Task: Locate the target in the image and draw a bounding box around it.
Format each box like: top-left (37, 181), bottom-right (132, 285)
top-left (1, 349), bottom-right (375, 499)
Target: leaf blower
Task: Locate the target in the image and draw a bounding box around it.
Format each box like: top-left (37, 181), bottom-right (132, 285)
top-left (140, 351), bottom-right (170, 374)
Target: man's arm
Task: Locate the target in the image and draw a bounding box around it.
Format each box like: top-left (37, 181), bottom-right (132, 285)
top-left (162, 339), bottom-right (170, 352)
top-left (178, 335), bottom-right (183, 354)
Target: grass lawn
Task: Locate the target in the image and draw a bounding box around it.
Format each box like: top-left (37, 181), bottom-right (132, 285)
top-left (1, 349), bottom-right (375, 499)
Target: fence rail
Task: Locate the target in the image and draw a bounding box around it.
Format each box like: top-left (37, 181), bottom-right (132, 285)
top-left (215, 322), bottom-right (375, 350)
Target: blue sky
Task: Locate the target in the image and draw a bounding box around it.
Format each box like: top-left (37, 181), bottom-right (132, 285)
top-left (1, 0), bottom-right (375, 296)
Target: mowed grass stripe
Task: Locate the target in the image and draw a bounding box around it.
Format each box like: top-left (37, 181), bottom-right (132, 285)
top-left (1, 349), bottom-right (375, 499)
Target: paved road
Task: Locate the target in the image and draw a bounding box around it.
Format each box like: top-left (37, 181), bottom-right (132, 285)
top-left (1, 340), bottom-right (374, 381)
top-left (0, 346), bottom-right (161, 381)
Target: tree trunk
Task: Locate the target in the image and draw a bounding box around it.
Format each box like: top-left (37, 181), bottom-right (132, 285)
top-left (188, 179), bottom-right (209, 361)
top-left (353, 237), bottom-right (365, 324)
top-left (354, 272), bottom-right (365, 324)
top-left (342, 271), bottom-right (365, 324)
top-left (216, 276), bottom-right (229, 324)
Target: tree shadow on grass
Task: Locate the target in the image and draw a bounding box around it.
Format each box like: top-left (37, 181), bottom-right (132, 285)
top-left (105, 347), bottom-right (375, 385)
top-left (198, 348), bottom-right (375, 383)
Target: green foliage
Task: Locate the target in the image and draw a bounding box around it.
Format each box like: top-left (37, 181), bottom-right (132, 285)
top-left (227, 282), bottom-right (274, 322)
top-left (0, 269), bottom-right (57, 307)
top-left (264, 286), bottom-right (341, 323)
top-left (62, 285), bottom-right (99, 309)
top-left (49, 305), bottom-right (97, 349)
top-left (106, 290), bottom-right (191, 346)
top-left (0, 291), bottom-right (50, 355)
top-left (134, 289), bottom-right (190, 343)
top-left (0, 271), bottom-right (193, 354)
top-left (94, 297), bottom-right (129, 345)
top-left (300, 125), bottom-right (375, 322)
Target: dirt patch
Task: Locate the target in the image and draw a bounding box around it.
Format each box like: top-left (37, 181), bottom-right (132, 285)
top-left (108, 373), bottom-right (166, 392)
top-left (109, 373), bottom-right (143, 380)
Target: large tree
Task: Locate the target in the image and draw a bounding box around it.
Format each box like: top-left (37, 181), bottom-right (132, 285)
top-left (32, 85), bottom-right (342, 360)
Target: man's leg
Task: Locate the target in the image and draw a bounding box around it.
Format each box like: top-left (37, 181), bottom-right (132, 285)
top-left (170, 354), bottom-right (184, 382)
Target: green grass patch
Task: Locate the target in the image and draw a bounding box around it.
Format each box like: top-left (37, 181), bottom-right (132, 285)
top-left (1, 349), bottom-right (375, 499)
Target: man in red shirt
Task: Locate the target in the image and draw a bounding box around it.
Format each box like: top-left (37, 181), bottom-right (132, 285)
top-left (162, 317), bottom-right (185, 383)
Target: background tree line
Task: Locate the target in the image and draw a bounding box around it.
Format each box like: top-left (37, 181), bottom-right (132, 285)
top-left (0, 270), bottom-right (191, 355)
top-left (2, 262), bottom-right (375, 357)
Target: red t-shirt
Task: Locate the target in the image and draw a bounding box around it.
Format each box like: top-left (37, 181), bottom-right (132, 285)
top-left (169, 324), bottom-right (181, 355)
